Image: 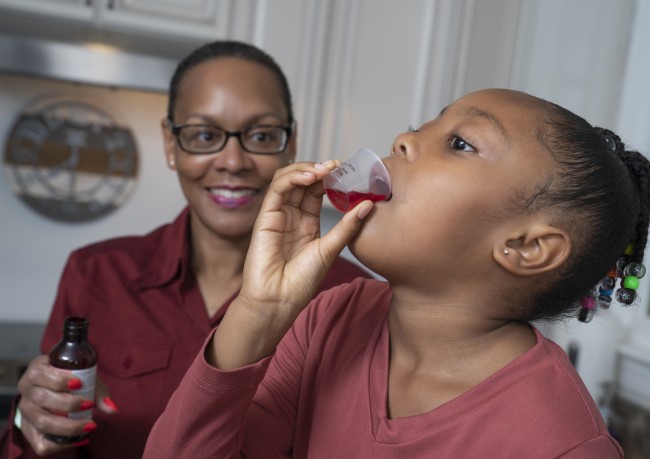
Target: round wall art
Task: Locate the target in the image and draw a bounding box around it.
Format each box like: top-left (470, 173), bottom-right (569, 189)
top-left (3, 94), bottom-right (139, 223)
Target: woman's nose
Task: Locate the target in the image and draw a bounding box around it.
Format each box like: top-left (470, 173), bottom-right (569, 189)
top-left (212, 137), bottom-right (253, 172)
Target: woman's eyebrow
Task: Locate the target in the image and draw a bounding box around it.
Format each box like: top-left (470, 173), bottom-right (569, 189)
top-left (182, 112), bottom-right (285, 125)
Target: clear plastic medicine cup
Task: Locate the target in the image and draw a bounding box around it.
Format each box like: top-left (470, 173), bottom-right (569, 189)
top-left (323, 148), bottom-right (392, 212)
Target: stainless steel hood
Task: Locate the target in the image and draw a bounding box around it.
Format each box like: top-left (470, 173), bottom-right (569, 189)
top-left (0, 33), bottom-right (177, 93)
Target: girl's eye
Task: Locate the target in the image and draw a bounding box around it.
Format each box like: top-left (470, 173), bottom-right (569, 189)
top-left (450, 135), bottom-right (476, 153)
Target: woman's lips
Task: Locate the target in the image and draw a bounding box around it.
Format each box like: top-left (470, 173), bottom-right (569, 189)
top-left (208, 187), bottom-right (259, 208)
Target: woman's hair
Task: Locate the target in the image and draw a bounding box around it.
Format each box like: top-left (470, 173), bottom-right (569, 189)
top-left (521, 97), bottom-right (650, 322)
top-left (166, 40), bottom-right (294, 124)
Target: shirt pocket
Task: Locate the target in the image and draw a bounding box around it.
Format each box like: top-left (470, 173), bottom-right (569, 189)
top-left (92, 340), bottom-right (173, 425)
top-left (94, 341), bottom-right (172, 379)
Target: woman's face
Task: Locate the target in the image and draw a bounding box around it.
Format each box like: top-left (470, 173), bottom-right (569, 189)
top-left (351, 89), bottom-right (554, 287)
top-left (163, 57), bottom-right (296, 240)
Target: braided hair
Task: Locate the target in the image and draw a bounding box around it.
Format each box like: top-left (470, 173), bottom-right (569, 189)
top-left (520, 99), bottom-right (650, 322)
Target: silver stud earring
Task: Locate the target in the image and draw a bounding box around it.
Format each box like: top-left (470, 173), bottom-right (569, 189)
top-left (503, 249), bottom-right (510, 256)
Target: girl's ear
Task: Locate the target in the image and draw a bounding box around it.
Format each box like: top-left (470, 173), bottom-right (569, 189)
top-left (494, 223), bottom-right (571, 276)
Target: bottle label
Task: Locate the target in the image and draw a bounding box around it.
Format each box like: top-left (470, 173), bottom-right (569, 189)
top-left (65, 366), bottom-right (97, 420)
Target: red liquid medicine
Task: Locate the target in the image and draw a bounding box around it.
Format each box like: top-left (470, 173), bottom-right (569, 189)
top-left (326, 189), bottom-right (388, 212)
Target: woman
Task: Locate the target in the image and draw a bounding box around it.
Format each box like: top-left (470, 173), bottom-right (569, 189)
top-left (144, 88), bottom-right (650, 458)
top-left (1, 41), bottom-right (370, 459)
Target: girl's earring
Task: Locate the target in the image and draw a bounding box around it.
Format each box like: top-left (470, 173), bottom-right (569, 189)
top-left (169, 159), bottom-right (175, 167)
top-left (503, 249), bottom-right (510, 256)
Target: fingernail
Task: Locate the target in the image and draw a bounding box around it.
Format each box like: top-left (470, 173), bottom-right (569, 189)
top-left (103, 396), bottom-right (119, 412)
top-left (82, 421), bottom-right (97, 433)
top-left (67, 379), bottom-right (82, 390)
top-left (80, 400), bottom-right (94, 411)
top-left (314, 162), bottom-right (328, 170)
top-left (72, 439), bottom-right (91, 447)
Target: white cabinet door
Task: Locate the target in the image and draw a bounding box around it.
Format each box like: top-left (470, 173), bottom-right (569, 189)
top-left (0, 0), bottom-right (234, 42)
top-left (0, 0), bottom-right (95, 21)
top-left (96, 0), bottom-right (233, 41)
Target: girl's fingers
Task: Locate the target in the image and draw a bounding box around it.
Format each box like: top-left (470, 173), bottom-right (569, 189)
top-left (319, 201), bottom-right (374, 261)
top-left (298, 178), bottom-right (328, 218)
top-left (259, 162), bottom-right (333, 216)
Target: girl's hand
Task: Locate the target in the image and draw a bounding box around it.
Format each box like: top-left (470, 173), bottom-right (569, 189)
top-left (210, 161), bottom-right (373, 369)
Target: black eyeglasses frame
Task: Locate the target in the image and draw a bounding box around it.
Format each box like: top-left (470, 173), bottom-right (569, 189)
top-left (167, 119), bottom-right (294, 155)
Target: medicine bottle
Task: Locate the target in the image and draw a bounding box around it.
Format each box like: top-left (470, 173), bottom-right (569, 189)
top-left (46, 316), bottom-right (97, 444)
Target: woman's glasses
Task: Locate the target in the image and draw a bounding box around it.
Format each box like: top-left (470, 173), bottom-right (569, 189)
top-left (168, 121), bottom-right (293, 155)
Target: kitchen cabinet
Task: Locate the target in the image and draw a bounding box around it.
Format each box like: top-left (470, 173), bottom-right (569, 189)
top-left (0, 0), bottom-right (233, 41)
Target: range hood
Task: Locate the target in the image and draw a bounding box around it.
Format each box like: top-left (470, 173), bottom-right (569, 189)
top-left (0, 33), bottom-right (177, 93)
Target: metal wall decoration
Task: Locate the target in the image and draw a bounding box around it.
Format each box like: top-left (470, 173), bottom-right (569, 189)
top-left (3, 95), bottom-right (139, 223)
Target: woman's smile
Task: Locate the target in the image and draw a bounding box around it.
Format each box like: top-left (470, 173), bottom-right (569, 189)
top-left (207, 185), bottom-right (260, 208)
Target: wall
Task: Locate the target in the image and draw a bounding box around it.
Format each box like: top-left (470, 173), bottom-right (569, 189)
top-left (0, 74), bottom-right (185, 321)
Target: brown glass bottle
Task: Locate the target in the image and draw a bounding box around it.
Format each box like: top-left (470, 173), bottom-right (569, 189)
top-left (46, 316), bottom-right (97, 445)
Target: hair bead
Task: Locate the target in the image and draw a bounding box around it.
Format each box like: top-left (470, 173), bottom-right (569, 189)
top-left (615, 287), bottom-right (636, 305)
top-left (578, 307), bottom-right (594, 323)
top-left (597, 295), bottom-right (612, 309)
top-left (622, 276), bottom-right (640, 290)
top-left (600, 276), bottom-right (616, 290)
top-left (623, 262), bottom-right (646, 279)
top-left (580, 295), bottom-right (596, 310)
top-left (616, 256), bottom-right (630, 276)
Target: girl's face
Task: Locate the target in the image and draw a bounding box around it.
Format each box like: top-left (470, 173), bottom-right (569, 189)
top-left (162, 58), bottom-right (296, 240)
top-left (351, 89), bottom-right (555, 288)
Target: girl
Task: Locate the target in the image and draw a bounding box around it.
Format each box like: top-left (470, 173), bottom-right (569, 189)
top-left (144, 88), bottom-right (649, 458)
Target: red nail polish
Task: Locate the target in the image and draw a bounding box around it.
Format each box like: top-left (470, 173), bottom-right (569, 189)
top-left (80, 400), bottom-right (94, 411)
top-left (82, 421), bottom-right (97, 433)
top-left (103, 396), bottom-right (119, 412)
top-left (72, 439), bottom-right (91, 447)
top-left (67, 379), bottom-right (83, 390)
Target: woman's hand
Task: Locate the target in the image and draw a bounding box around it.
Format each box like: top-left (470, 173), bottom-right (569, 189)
top-left (211, 161), bottom-right (373, 369)
top-left (16, 355), bottom-right (117, 456)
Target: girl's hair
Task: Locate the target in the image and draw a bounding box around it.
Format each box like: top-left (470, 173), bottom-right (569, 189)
top-left (523, 98), bottom-right (650, 322)
top-left (166, 40), bottom-right (294, 124)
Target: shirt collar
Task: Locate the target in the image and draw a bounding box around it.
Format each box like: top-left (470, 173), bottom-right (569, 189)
top-left (134, 207), bottom-right (191, 289)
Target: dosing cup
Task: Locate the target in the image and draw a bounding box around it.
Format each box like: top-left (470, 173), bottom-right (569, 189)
top-left (323, 148), bottom-right (391, 212)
